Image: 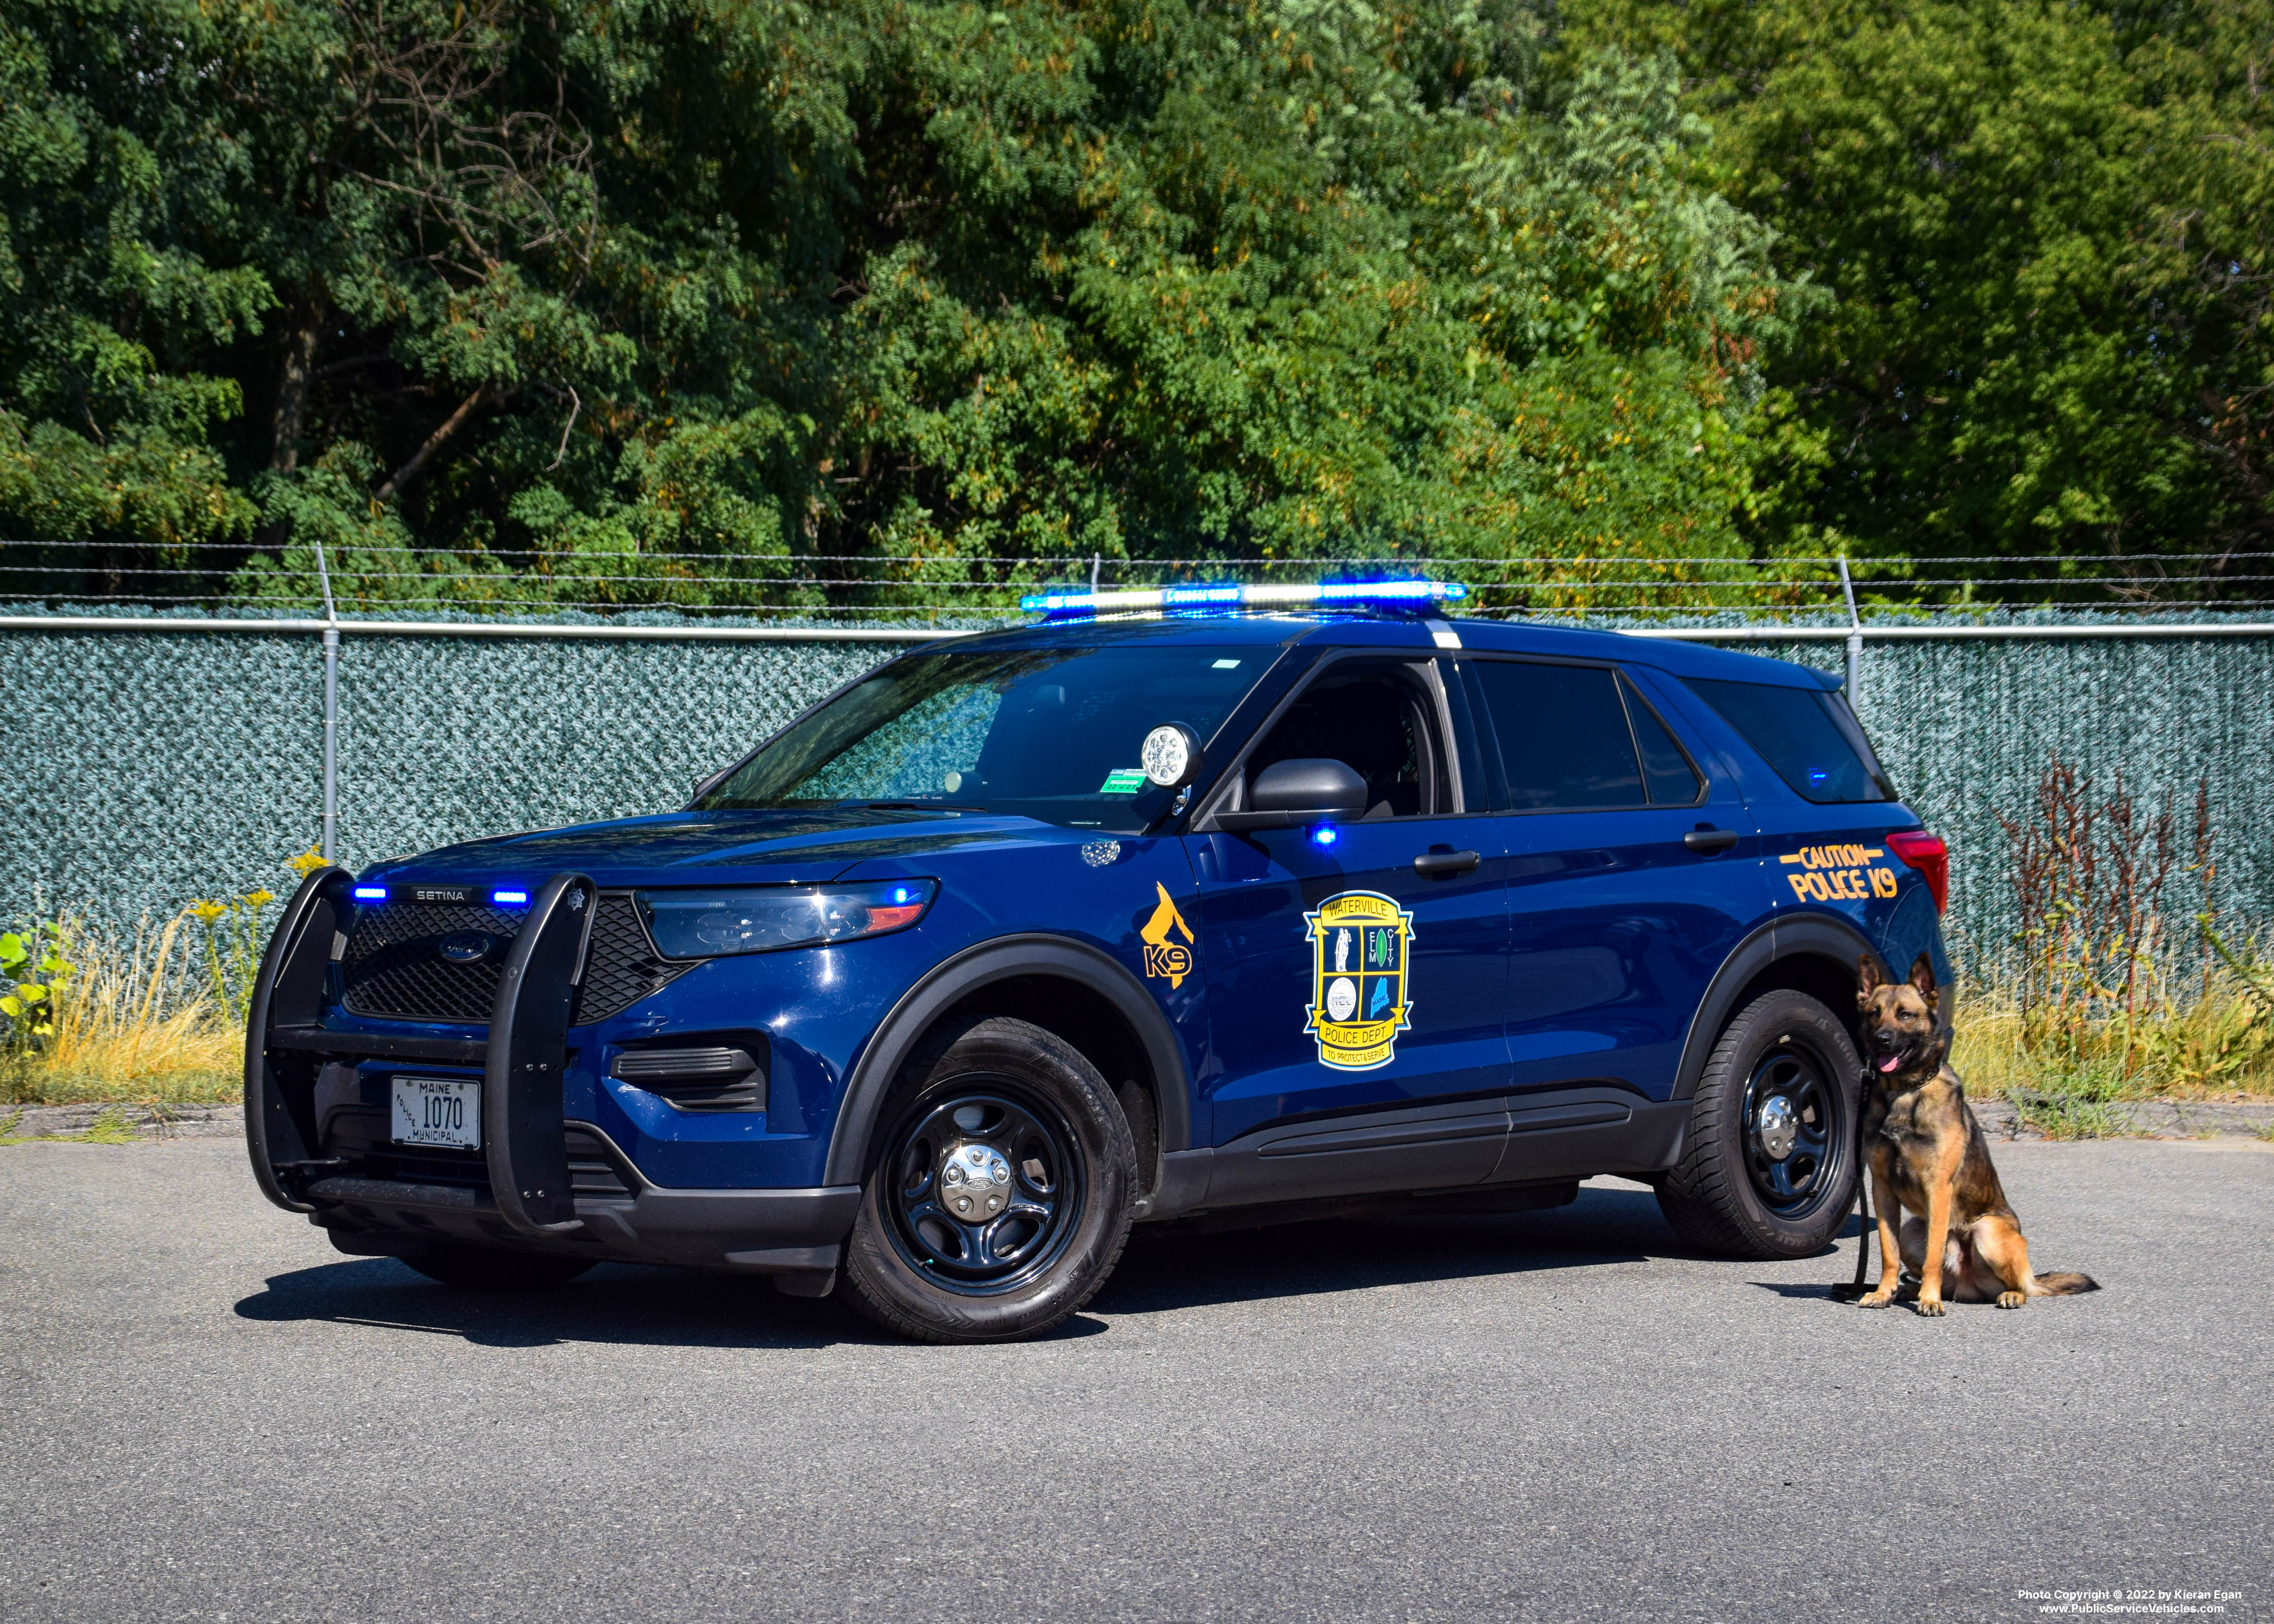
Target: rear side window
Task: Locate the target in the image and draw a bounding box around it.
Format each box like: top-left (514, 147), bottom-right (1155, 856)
top-left (1625, 680), bottom-right (1705, 805)
top-left (1469, 661), bottom-right (1706, 811)
top-left (1685, 678), bottom-right (1894, 804)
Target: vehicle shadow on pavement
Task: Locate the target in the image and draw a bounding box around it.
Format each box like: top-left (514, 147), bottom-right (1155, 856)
top-left (233, 1257), bottom-right (893, 1350)
top-left (1090, 1180), bottom-right (1716, 1317)
top-left (231, 1184), bottom-right (1847, 1345)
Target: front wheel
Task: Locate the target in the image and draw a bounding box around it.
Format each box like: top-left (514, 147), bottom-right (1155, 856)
top-left (842, 1016), bottom-right (1137, 1343)
top-left (1656, 988), bottom-right (1860, 1260)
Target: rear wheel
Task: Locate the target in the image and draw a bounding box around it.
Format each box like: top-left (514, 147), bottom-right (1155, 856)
top-left (842, 1016), bottom-right (1136, 1344)
top-left (1657, 988), bottom-right (1860, 1260)
top-left (400, 1246), bottom-right (595, 1290)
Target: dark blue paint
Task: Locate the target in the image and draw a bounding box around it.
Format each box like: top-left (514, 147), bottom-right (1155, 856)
top-left (336, 611), bottom-right (1949, 1190)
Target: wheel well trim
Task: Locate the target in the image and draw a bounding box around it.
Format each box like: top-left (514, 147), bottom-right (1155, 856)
top-left (821, 933), bottom-right (1194, 1187)
top-left (1672, 913), bottom-right (1878, 1101)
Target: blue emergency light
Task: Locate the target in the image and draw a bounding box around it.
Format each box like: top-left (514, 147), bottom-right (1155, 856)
top-left (1019, 578), bottom-right (1467, 619)
top-left (491, 888), bottom-right (531, 907)
top-left (351, 885), bottom-right (388, 901)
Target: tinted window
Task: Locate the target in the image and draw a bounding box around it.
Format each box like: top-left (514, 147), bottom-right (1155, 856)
top-left (1624, 679), bottom-right (1705, 805)
top-left (1249, 662), bottom-right (1445, 818)
top-left (699, 645), bottom-right (1264, 831)
top-left (1472, 661), bottom-right (1645, 810)
top-left (1685, 678), bottom-right (1894, 804)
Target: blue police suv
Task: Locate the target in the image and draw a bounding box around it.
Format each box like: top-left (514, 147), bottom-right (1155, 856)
top-left (246, 581), bottom-right (1952, 1342)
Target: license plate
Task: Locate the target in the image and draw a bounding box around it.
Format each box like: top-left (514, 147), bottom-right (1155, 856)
top-left (391, 1076), bottom-right (482, 1150)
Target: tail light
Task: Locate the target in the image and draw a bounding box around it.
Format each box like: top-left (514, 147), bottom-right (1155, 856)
top-left (1885, 829), bottom-right (1948, 914)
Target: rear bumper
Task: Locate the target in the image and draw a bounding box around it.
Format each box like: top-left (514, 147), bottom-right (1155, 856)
top-left (247, 868), bottom-right (859, 1275)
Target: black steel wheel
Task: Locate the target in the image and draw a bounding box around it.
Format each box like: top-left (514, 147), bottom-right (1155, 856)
top-left (843, 1016), bottom-right (1136, 1343)
top-left (881, 1089), bottom-right (1083, 1293)
top-left (1657, 988), bottom-right (1860, 1260)
top-left (1741, 1047), bottom-right (1841, 1216)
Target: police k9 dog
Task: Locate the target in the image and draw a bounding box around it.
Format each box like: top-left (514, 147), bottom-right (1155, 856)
top-left (1854, 954), bottom-right (2099, 1314)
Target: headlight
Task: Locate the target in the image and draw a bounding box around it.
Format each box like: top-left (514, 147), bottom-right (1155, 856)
top-left (636, 881), bottom-right (938, 959)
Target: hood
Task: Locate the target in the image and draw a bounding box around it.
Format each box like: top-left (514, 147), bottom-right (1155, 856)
top-left (362, 807), bottom-right (1062, 891)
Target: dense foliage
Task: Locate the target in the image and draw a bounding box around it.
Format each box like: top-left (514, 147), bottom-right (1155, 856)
top-left (0, 0), bottom-right (2267, 612)
top-left (1571, 0), bottom-right (2274, 590)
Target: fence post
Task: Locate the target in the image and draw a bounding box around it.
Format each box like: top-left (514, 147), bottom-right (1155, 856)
top-left (313, 537), bottom-right (340, 862)
top-left (1838, 554), bottom-right (1862, 707)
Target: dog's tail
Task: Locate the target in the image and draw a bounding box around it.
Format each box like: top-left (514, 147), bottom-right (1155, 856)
top-left (2030, 1270), bottom-right (2101, 1296)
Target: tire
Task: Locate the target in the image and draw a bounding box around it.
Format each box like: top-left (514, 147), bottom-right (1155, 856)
top-left (1656, 988), bottom-right (1861, 1260)
top-left (400, 1246), bottom-right (596, 1290)
top-left (842, 1015), bottom-right (1137, 1344)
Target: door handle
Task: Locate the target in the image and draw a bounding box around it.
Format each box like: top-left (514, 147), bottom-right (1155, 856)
top-left (1684, 827), bottom-right (1740, 854)
top-left (1413, 848), bottom-right (1482, 878)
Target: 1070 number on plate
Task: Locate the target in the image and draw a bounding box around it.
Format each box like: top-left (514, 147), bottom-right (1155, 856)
top-left (391, 1076), bottom-right (482, 1150)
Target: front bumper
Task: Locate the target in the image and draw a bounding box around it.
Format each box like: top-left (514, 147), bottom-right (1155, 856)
top-left (246, 868), bottom-right (859, 1277)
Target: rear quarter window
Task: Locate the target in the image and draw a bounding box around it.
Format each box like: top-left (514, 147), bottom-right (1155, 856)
top-left (1683, 678), bottom-right (1895, 804)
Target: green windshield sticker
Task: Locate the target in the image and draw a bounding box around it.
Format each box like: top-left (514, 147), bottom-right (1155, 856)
top-left (1099, 768), bottom-right (1148, 795)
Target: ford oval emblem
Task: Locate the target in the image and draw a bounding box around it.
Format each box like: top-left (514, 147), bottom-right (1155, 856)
top-left (437, 931), bottom-right (494, 964)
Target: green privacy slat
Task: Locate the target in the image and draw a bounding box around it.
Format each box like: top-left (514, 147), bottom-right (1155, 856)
top-left (4, 611), bottom-right (2269, 976)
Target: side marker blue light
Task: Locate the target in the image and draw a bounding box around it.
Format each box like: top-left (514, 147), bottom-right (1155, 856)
top-left (1311, 826), bottom-right (1339, 847)
top-left (491, 889), bottom-right (530, 906)
top-left (351, 885), bottom-right (388, 901)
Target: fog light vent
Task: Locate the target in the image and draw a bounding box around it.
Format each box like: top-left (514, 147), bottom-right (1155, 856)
top-left (610, 1046), bottom-right (764, 1112)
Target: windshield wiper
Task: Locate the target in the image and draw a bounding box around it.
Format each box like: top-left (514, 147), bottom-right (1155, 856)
top-left (838, 799), bottom-right (987, 813)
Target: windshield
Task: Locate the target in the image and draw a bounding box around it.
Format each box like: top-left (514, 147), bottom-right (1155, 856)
top-left (698, 644), bottom-right (1273, 830)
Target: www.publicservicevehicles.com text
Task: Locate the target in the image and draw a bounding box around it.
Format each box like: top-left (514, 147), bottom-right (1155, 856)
top-left (2020, 1591), bottom-right (2242, 1616)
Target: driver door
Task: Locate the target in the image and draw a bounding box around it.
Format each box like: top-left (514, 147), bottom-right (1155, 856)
top-left (1183, 653), bottom-right (1511, 1197)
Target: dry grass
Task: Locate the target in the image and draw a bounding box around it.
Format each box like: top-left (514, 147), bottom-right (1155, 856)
top-left (1, 910), bottom-right (243, 1106)
top-left (1951, 971), bottom-right (2274, 1138)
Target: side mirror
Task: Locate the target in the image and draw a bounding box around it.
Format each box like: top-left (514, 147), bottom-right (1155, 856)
top-left (1213, 758), bottom-right (1369, 831)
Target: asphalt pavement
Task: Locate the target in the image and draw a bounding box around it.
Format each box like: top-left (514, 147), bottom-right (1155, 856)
top-left (1, 1135), bottom-right (2266, 1623)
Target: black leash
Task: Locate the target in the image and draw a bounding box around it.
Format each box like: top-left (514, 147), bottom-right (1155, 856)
top-left (1828, 1069), bottom-right (1874, 1301)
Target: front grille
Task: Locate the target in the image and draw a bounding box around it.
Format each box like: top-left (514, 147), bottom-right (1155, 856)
top-left (342, 901), bottom-right (528, 1021)
top-left (570, 894), bottom-right (697, 1025)
top-left (339, 892), bottom-right (696, 1026)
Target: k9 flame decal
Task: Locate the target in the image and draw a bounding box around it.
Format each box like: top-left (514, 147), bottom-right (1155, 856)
top-left (1140, 883), bottom-right (1196, 989)
top-left (1304, 891), bottom-right (1415, 1071)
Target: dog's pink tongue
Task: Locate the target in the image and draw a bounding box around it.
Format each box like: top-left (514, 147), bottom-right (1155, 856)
top-left (1877, 1054), bottom-right (1903, 1073)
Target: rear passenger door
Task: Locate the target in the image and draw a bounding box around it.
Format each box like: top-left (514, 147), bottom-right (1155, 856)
top-left (1464, 657), bottom-right (1767, 1103)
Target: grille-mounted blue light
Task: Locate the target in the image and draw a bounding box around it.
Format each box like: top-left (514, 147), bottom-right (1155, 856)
top-left (351, 885), bottom-right (388, 901)
top-left (491, 888), bottom-right (530, 907)
top-left (1019, 579), bottom-right (1467, 619)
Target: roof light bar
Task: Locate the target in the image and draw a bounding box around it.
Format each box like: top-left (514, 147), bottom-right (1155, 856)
top-left (1019, 579), bottom-right (1467, 619)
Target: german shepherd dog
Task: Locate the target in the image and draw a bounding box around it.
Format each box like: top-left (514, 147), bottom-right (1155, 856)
top-left (1855, 954), bottom-right (2099, 1314)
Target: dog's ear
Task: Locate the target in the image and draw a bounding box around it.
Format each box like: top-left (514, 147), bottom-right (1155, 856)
top-left (1857, 954), bottom-right (1885, 1006)
top-left (1907, 952), bottom-right (1939, 1009)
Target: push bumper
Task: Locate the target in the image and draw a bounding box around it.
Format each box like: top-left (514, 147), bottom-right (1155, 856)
top-left (245, 868), bottom-right (859, 1277)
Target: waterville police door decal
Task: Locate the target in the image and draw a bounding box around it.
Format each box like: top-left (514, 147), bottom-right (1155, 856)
top-left (1304, 891), bottom-right (1415, 1071)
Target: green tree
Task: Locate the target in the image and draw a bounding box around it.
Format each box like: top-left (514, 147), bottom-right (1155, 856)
top-left (0, 0), bottom-right (1809, 616)
top-left (1568, 0), bottom-right (2274, 590)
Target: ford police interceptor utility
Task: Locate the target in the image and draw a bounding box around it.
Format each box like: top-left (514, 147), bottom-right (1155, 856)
top-left (245, 581), bottom-right (1952, 1343)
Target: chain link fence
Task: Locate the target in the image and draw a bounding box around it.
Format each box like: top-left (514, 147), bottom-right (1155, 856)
top-left (5, 607), bottom-right (2268, 968)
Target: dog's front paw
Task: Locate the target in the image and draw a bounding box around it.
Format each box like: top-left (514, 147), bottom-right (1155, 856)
top-left (1858, 1289), bottom-right (1894, 1309)
top-left (1914, 1293), bottom-right (1947, 1317)
top-left (1997, 1290), bottom-right (2027, 1310)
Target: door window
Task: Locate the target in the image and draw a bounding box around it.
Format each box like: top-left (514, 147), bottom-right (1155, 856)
top-left (1470, 660), bottom-right (1707, 811)
top-left (1243, 660), bottom-right (1452, 819)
